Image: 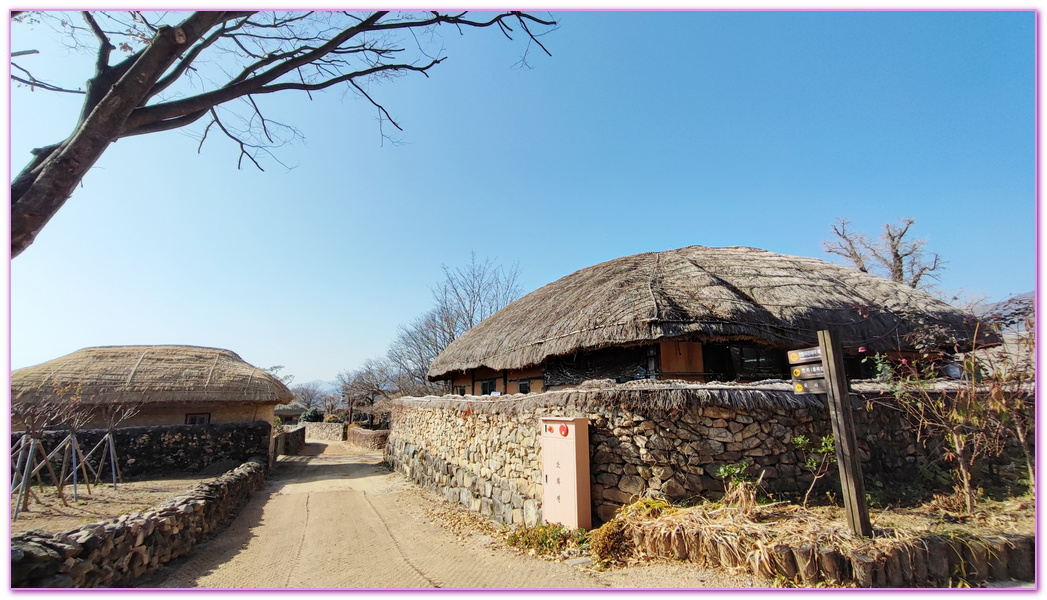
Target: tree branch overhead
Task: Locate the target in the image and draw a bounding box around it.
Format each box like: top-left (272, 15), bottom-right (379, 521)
top-left (11, 10), bottom-right (557, 257)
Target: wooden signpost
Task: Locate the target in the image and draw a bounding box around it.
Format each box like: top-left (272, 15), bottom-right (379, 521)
top-left (788, 330), bottom-right (872, 538)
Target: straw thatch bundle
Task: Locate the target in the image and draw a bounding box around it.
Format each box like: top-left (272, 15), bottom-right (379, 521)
top-left (274, 402), bottom-right (307, 417)
top-left (394, 378), bottom-right (834, 416)
top-left (11, 345), bottom-right (293, 406)
top-left (429, 246), bottom-right (984, 380)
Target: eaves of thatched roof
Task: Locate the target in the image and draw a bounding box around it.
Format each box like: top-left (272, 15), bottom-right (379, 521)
top-left (274, 401), bottom-right (307, 416)
top-left (11, 345), bottom-right (293, 406)
top-left (429, 246), bottom-right (989, 380)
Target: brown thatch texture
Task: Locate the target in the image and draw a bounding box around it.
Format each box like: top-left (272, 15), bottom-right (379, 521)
top-left (429, 246), bottom-right (986, 379)
top-left (394, 379), bottom-right (831, 415)
top-left (274, 402), bottom-right (307, 417)
top-left (11, 345), bottom-right (293, 406)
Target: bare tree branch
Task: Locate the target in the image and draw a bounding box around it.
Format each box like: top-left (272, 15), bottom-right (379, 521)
top-left (823, 217), bottom-right (944, 289)
top-left (11, 64), bottom-right (85, 94)
top-left (11, 10), bottom-right (557, 257)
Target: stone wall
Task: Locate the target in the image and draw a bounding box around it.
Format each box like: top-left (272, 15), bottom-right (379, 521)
top-left (283, 425), bottom-right (306, 455)
top-left (271, 425), bottom-right (306, 457)
top-left (304, 422), bottom-right (346, 441)
top-left (386, 381), bottom-right (938, 527)
top-left (11, 458), bottom-right (267, 588)
top-left (12, 421), bottom-right (272, 480)
top-left (346, 427), bottom-right (389, 450)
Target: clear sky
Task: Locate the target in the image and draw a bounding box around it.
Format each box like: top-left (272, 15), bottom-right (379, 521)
top-left (6, 10), bottom-right (1037, 384)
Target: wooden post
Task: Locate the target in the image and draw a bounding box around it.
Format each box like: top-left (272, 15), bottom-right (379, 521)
top-left (818, 329), bottom-right (872, 537)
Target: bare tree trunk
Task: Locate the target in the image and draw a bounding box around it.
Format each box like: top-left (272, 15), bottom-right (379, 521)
top-left (11, 12), bottom-right (230, 257)
top-left (951, 431), bottom-right (975, 514)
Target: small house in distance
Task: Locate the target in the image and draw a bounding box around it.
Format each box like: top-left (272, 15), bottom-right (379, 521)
top-left (274, 402), bottom-right (307, 426)
top-left (428, 246), bottom-right (985, 395)
top-left (11, 345), bottom-right (292, 429)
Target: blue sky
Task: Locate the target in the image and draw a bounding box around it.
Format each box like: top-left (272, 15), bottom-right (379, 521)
top-left (7, 10), bottom-right (1037, 383)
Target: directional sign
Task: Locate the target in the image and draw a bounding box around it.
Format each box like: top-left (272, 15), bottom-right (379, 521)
top-left (787, 347), bottom-right (822, 365)
top-left (792, 378), bottom-right (828, 394)
top-left (791, 363), bottom-right (826, 380)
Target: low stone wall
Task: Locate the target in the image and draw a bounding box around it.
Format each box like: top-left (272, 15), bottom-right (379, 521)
top-left (273, 425), bottom-right (306, 456)
top-left (283, 425), bottom-right (306, 455)
top-left (12, 422), bottom-right (272, 480)
top-left (386, 381), bottom-right (938, 527)
top-left (346, 427), bottom-right (389, 450)
top-left (11, 458), bottom-right (267, 588)
top-left (304, 422), bottom-right (346, 441)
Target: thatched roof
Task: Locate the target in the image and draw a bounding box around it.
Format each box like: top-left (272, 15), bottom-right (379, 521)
top-left (11, 345), bottom-right (293, 406)
top-left (274, 401), bottom-right (307, 416)
top-left (429, 246), bottom-right (987, 380)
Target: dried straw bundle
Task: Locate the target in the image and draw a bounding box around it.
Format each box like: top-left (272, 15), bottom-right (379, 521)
top-left (394, 378), bottom-right (847, 416)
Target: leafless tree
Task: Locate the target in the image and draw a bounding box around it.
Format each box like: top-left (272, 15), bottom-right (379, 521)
top-left (337, 359), bottom-right (393, 427)
top-left (338, 254), bottom-right (522, 402)
top-left (10, 10), bottom-right (556, 257)
top-left (320, 392), bottom-right (344, 417)
top-left (387, 253), bottom-right (522, 392)
top-left (289, 382), bottom-right (325, 409)
top-left (824, 217), bottom-right (944, 289)
top-left (434, 252), bottom-right (523, 333)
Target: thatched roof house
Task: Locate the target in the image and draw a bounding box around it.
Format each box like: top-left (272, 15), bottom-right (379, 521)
top-left (274, 401), bottom-right (307, 425)
top-left (428, 246), bottom-right (986, 395)
top-left (11, 345), bottom-right (292, 429)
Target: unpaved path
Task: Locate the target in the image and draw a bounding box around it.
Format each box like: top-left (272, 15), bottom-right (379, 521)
top-left (142, 441), bottom-right (754, 589)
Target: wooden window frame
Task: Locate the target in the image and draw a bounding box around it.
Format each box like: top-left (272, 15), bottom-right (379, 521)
top-left (185, 413), bottom-right (211, 425)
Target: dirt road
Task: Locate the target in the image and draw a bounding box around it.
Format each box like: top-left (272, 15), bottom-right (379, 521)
top-left (143, 441), bottom-right (753, 589)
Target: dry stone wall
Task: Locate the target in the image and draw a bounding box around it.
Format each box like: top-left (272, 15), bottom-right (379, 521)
top-left (347, 427), bottom-right (389, 450)
top-left (386, 382), bottom-right (936, 527)
top-left (304, 422), bottom-right (346, 441)
top-left (273, 425), bottom-right (306, 456)
top-left (11, 458), bottom-right (266, 588)
top-left (12, 422), bottom-right (272, 480)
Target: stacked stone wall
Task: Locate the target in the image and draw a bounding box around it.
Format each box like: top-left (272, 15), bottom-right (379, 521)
top-left (11, 458), bottom-right (266, 588)
top-left (347, 427), bottom-right (389, 450)
top-left (304, 422), bottom-right (346, 441)
top-left (386, 388), bottom-right (935, 527)
top-left (273, 425), bottom-right (306, 456)
top-left (12, 422), bottom-right (272, 480)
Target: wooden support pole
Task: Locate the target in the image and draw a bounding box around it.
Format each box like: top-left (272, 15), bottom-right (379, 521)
top-left (818, 329), bottom-right (872, 538)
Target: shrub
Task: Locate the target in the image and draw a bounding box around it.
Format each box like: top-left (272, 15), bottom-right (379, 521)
top-left (300, 408), bottom-right (324, 423)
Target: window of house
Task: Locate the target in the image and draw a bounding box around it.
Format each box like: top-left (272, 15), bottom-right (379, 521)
top-left (454, 385), bottom-right (467, 396)
top-left (480, 379), bottom-right (497, 395)
top-left (185, 413), bottom-right (211, 425)
top-left (729, 346), bottom-right (788, 380)
top-left (518, 380), bottom-right (531, 394)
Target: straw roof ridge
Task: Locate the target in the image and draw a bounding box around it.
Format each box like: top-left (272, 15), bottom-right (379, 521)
top-left (428, 246), bottom-right (986, 379)
top-left (11, 345), bottom-right (293, 406)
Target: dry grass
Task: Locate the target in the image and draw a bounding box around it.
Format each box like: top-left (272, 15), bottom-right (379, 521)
top-left (9, 465), bottom-right (239, 535)
top-left (588, 492), bottom-right (1034, 581)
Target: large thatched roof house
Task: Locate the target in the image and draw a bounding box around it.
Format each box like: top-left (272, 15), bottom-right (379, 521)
top-left (11, 345), bottom-right (292, 429)
top-left (428, 246), bottom-right (985, 396)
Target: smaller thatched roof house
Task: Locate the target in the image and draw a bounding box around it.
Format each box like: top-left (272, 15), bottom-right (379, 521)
top-left (274, 401), bottom-right (307, 425)
top-left (11, 345), bottom-right (292, 430)
top-left (428, 245), bottom-right (990, 396)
